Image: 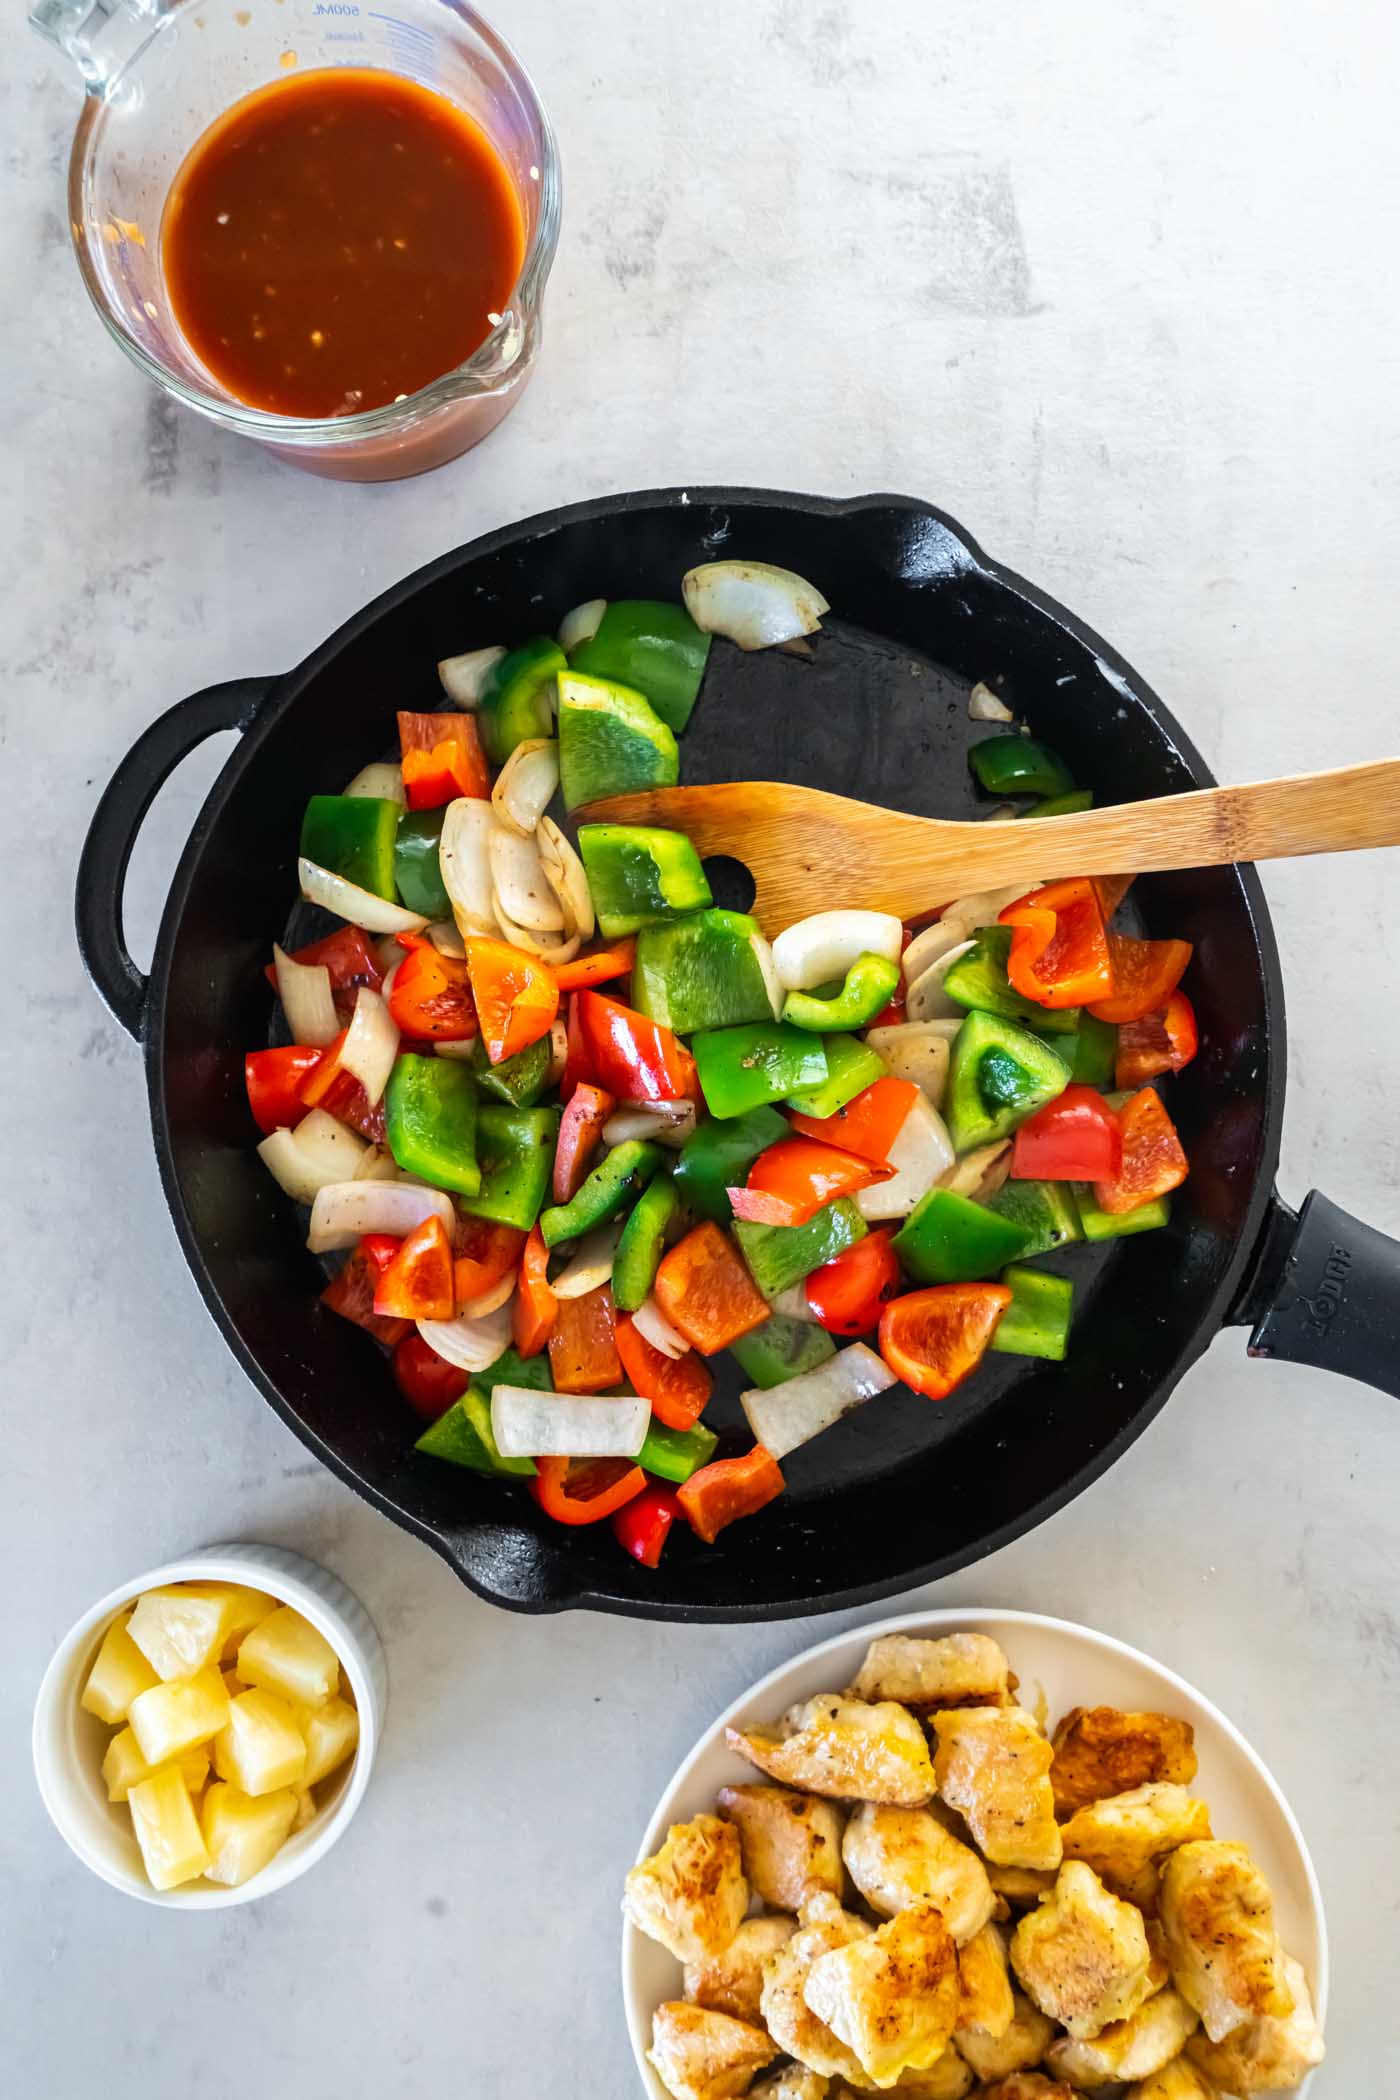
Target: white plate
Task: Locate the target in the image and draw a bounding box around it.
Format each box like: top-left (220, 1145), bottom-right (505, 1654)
top-left (622, 1607), bottom-right (1327, 2096)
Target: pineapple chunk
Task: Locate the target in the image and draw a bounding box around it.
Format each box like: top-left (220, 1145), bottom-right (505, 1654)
top-left (80, 1613), bottom-right (159, 1724)
top-left (128, 1585), bottom-right (236, 1681)
top-left (300, 1696), bottom-right (360, 1787)
top-left (237, 1606), bottom-right (340, 1709)
top-left (214, 1688), bottom-right (307, 1796)
top-left (292, 1787), bottom-right (319, 1832)
top-left (201, 1782), bottom-right (298, 1887)
top-left (102, 1728), bottom-right (210, 1805)
top-left (128, 1665), bottom-right (231, 1766)
top-left (128, 1765), bottom-right (211, 1890)
top-left (182, 1582), bottom-right (279, 1662)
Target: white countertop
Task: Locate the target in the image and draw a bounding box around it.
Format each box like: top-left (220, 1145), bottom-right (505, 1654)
top-left (6, 1), bottom-right (1399, 2090)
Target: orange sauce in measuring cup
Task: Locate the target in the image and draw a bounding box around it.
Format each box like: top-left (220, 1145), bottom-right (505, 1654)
top-left (161, 68), bottom-right (525, 419)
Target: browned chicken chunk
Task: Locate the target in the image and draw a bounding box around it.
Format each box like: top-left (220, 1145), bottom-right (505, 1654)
top-left (684, 1913), bottom-right (797, 2026)
top-left (1046, 1985), bottom-right (1199, 2085)
top-left (1185, 1952), bottom-right (1324, 2091)
top-left (1130, 2060), bottom-right (1222, 2100)
top-left (1010, 1860), bottom-right (1155, 2039)
top-left (718, 1782), bottom-right (845, 1910)
top-left (849, 1632), bottom-right (1013, 1712)
top-left (625, 1813), bottom-right (749, 1966)
top-left (933, 1709), bottom-right (1062, 1872)
top-left (842, 1801), bottom-right (996, 1944)
top-left (803, 1898), bottom-right (961, 2088)
top-left (1060, 1783), bottom-right (1213, 1908)
top-left (956, 1989), bottom-right (1058, 2080)
top-left (1159, 1841), bottom-right (1294, 2044)
top-left (1050, 1707), bottom-right (1198, 1820)
top-left (728, 1698), bottom-right (936, 1807)
top-left (760, 1893), bottom-right (877, 2087)
top-left (956, 1921), bottom-right (1014, 2038)
top-left (647, 2001), bottom-right (778, 2100)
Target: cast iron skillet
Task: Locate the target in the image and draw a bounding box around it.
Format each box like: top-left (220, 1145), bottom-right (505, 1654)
top-left (77, 489), bottom-right (1400, 1621)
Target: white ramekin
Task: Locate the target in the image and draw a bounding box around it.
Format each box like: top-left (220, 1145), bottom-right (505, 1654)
top-left (33, 1543), bottom-right (386, 1908)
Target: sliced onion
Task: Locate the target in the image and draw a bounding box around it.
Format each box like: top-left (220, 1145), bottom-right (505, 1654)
top-left (493, 902), bottom-right (581, 965)
top-left (299, 857), bottom-right (427, 938)
top-left (492, 738), bottom-right (559, 836)
top-left (905, 942), bottom-right (976, 1023)
top-left (490, 824), bottom-right (564, 933)
top-left (438, 644), bottom-right (505, 707)
top-left (353, 1144), bottom-right (402, 1183)
top-left (601, 1101), bottom-right (696, 1149)
top-left (864, 1021), bottom-right (955, 1106)
top-left (257, 1113), bottom-right (370, 1204)
top-left (550, 1223), bottom-right (622, 1299)
top-left (415, 1294), bottom-right (514, 1373)
top-left (768, 1282), bottom-right (814, 1322)
top-left (272, 943), bottom-right (340, 1048)
top-left (425, 919), bottom-right (468, 959)
top-left (855, 1096), bottom-right (954, 1219)
top-left (979, 804), bottom-right (1019, 823)
top-left (439, 798), bottom-right (500, 939)
top-left (343, 760), bottom-right (406, 803)
top-left (741, 1344), bottom-right (896, 1459)
top-left (901, 919), bottom-right (973, 987)
top-left (307, 1181), bottom-right (454, 1254)
top-left (682, 560), bottom-right (829, 651)
top-left (938, 1141), bottom-right (1012, 1201)
top-left (457, 1273), bottom-right (517, 1320)
top-left (490, 1386), bottom-right (649, 1460)
top-left (434, 1037), bottom-right (477, 1062)
top-left (545, 1016), bottom-right (569, 1088)
top-left (558, 598), bottom-right (606, 652)
top-left (772, 910), bottom-right (903, 992)
top-left (750, 931), bottom-right (785, 1020)
top-left (943, 885), bottom-right (1035, 933)
top-left (632, 1294), bottom-right (690, 1357)
top-left (375, 933), bottom-right (405, 972)
top-left (537, 816), bottom-right (596, 941)
top-left (969, 682), bottom-right (1014, 723)
top-left (380, 960), bottom-right (401, 1006)
top-left (337, 987), bottom-right (400, 1106)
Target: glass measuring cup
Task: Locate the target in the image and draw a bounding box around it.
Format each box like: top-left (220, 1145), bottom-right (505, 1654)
top-left (31, 0), bottom-right (561, 480)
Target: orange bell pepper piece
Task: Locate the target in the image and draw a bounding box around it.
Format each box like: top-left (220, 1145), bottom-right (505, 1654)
top-left (1088, 936), bottom-right (1193, 1025)
top-left (465, 937), bottom-right (560, 1065)
top-left (396, 710), bottom-right (490, 809)
top-left (878, 1283), bottom-right (1012, 1400)
top-left (387, 944), bottom-right (477, 1041)
top-left (296, 1028), bottom-right (386, 1143)
top-left (728, 1136), bottom-right (892, 1229)
top-left (614, 1315), bottom-right (713, 1431)
top-left (787, 1075), bottom-right (919, 1164)
top-left (550, 940), bottom-right (637, 993)
top-left (1000, 878), bottom-right (1114, 1010)
top-left (547, 1284), bottom-right (624, 1393)
top-left (530, 1456), bottom-right (646, 1526)
top-left (321, 1235), bottom-right (410, 1347)
top-left (1092, 1085), bottom-right (1189, 1214)
top-left (677, 1446), bottom-right (786, 1544)
top-left (1114, 989), bottom-right (1199, 1090)
top-left (372, 1215), bottom-right (455, 1321)
top-left (453, 1217), bottom-right (525, 1310)
top-left (512, 1223), bottom-right (557, 1357)
top-left (654, 1222), bottom-right (770, 1354)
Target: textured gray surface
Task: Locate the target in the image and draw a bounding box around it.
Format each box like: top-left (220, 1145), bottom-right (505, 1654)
top-left (5, 0), bottom-right (1399, 2091)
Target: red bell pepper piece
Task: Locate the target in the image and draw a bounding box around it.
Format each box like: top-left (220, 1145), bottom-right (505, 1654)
top-left (878, 1283), bottom-right (1012, 1400)
top-left (612, 1482), bottom-right (683, 1568)
top-left (574, 990), bottom-right (698, 1105)
top-left (787, 1076), bottom-right (919, 1165)
top-left (396, 710), bottom-right (490, 810)
top-left (530, 1455), bottom-right (647, 1526)
top-left (1000, 878), bottom-right (1114, 1009)
top-left (552, 1081), bottom-right (617, 1203)
top-left (387, 945), bottom-right (477, 1042)
top-left (677, 1446), bottom-right (786, 1544)
top-left (264, 927), bottom-right (385, 1019)
top-left (453, 1217), bottom-right (526, 1308)
top-left (512, 1222), bottom-right (557, 1358)
top-left (805, 1228), bottom-right (902, 1336)
top-left (550, 940), bottom-right (637, 993)
top-left (373, 1214), bottom-right (455, 1320)
top-left (245, 1045), bottom-right (324, 1134)
top-left (465, 937), bottom-right (560, 1065)
top-left (728, 1136), bottom-right (892, 1229)
top-left (320, 1234), bottom-right (410, 1348)
top-left (1092, 1085), bottom-right (1189, 1214)
top-left (390, 1329), bottom-right (469, 1420)
top-left (547, 1284), bottom-right (624, 1393)
top-left (297, 1029), bottom-right (386, 1143)
top-left (614, 1315), bottom-right (713, 1431)
top-left (1010, 1084), bottom-right (1123, 1182)
top-left (1114, 989), bottom-right (1199, 1089)
top-left (1089, 936), bottom-right (1193, 1025)
top-left (560, 995), bottom-right (594, 1103)
top-left (654, 1223), bottom-right (770, 1354)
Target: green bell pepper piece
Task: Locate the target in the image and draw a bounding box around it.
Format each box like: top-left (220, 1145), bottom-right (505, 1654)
top-left (637, 1416), bottom-right (718, 1483)
top-left (557, 671), bottom-right (679, 811)
top-left (1022, 788), bottom-right (1094, 818)
top-left (784, 1034), bottom-right (886, 1118)
top-left (633, 909), bottom-right (775, 1033)
top-left (384, 1054), bottom-right (480, 1196)
top-left (989, 1264), bottom-right (1074, 1361)
top-left (782, 953), bottom-right (901, 1033)
top-left (568, 600), bottom-right (712, 734)
top-left (946, 1011), bottom-right (1072, 1153)
top-left (300, 795), bottom-right (399, 900)
top-left (393, 808), bottom-right (451, 918)
top-left (1073, 1186), bottom-right (1172, 1241)
top-left (461, 1105), bottom-right (559, 1231)
top-left (467, 1029), bottom-right (551, 1107)
top-left (942, 926), bottom-right (1078, 1035)
top-left (539, 1139), bottom-right (662, 1249)
top-left (729, 1313), bottom-right (836, 1388)
top-left (693, 1022), bottom-right (828, 1119)
top-left (612, 1170), bottom-right (678, 1311)
top-left (415, 1385), bottom-right (536, 1477)
top-left (576, 824), bottom-right (713, 938)
top-left (986, 1178), bottom-right (1083, 1258)
top-left (735, 1197), bottom-right (867, 1300)
top-left (1066, 1012), bottom-right (1118, 1087)
top-left (969, 736), bottom-right (1076, 799)
top-left (478, 635), bottom-right (566, 765)
top-left (892, 1188), bottom-right (1032, 1284)
top-left (672, 1107), bottom-right (789, 1223)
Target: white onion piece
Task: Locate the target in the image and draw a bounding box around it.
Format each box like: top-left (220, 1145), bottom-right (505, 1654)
top-left (434, 1038), bottom-right (477, 1062)
top-left (353, 1144), bottom-right (402, 1182)
top-left (375, 933), bottom-right (405, 972)
top-left (943, 885), bottom-right (1035, 933)
top-left (380, 961), bottom-right (401, 1007)
top-left (749, 931), bottom-right (785, 1020)
top-left (493, 902), bottom-right (581, 964)
top-left (257, 1113), bottom-right (370, 1204)
top-left (550, 1223), bottom-right (623, 1300)
top-left (854, 1096), bottom-right (954, 1219)
top-left (772, 910), bottom-right (903, 993)
top-left (298, 857), bottom-right (428, 938)
top-left (938, 1140), bottom-right (1012, 1201)
top-left (969, 682), bottom-right (1014, 723)
top-left (343, 760), bottom-right (406, 803)
top-left (601, 1101), bottom-right (696, 1149)
top-left (864, 1021), bottom-right (953, 1107)
top-left (491, 738), bottom-right (559, 837)
top-left (632, 1294), bottom-right (690, 1358)
top-left (545, 1016), bottom-right (569, 1088)
top-left (338, 987), bottom-right (400, 1106)
top-left (415, 1294), bottom-right (514, 1373)
top-left (905, 942), bottom-right (976, 1022)
top-left (768, 1282), bottom-right (814, 1323)
top-left (307, 1181), bottom-right (453, 1253)
top-left (741, 1344), bottom-right (896, 1459)
top-left (271, 944), bottom-right (340, 1048)
top-left (683, 560), bottom-right (829, 651)
top-left (424, 919), bottom-right (467, 959)
top-left (901, 919), bottom-right (973, 987)
top-left (979, 804), bottom-right (1018, 823)
top-left (258, 1130), bottom-right (327, 1206)
top-left (537, 816), bottom-right (596, 940)
top-left (558, 598), bottom-right (606, 652)
top-left (490, 1386), bottom-right (649, 1460)
top-left (490, 824), bottom-right (564, 933)
top-left (439, 798), bottom-right (500, 939)
top-left (437, 644), bottom-right (505, 707)
top-left (457, 1272), bottom-right (516, 1320)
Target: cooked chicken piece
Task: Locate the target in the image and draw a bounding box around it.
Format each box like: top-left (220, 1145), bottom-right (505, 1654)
top-left (1145, 1917), bottom-right (1172, 1993)
top-left (1185, 1953), bottom-right (1324, 2092)
top-left (849, 1633), bottom-right (1013, 1712)
top-left (684, 1914), bottom-right (797, 2026)
top-left (1060, 1784), bottom-right (1213, 1908)
top-left (1046, 1986), bottom-right (1199, 2087)
top-left (842, 1802), bottom-right (996, 1944)
top-left (986, 1862), bottom-right (1059, 1911)
top-left (803, 1897), bottom-right (961, 2089)
top-left (1129, 2060), bottom-right (1221, 2100)
top-left (932, 1709), bottom-right (1062, 1871)
top-left (978, 2079), bottom-right (1073, 2100)
top-left (751, 2070), bottom-right (832, 2100)
top-left (1050, 1708), bottom-right (1198, 1821)
top-left (956, 1923), bottom-right (1014, 2038)
top-left (884, 2047), bottom-right (975, 2097)
top-left (647, 2002), bottom-right (778, 2100)
top-left (625, 1814), bottom-right (749, 1965)
top-left (1159, 1841), bottom-right (1293, 2044)
top-left (1010, 1860), bottom-right (1155, 2040)
top-left (956, 1990), bottom-right (1056, 2080)
top-left (729, 1699), bottom-right (936, 1807)
top-left (718, 1783), bottom-right (846, 1910)
top-left (761, 1893), bottom-right (878, 2087)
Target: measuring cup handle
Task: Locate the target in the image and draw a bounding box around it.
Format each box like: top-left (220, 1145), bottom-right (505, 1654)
top-left (77, 678), bottom-right (275, 1041)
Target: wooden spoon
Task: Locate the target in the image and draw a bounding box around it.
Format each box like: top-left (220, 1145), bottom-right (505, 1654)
top-left (579, 761), bottom-right (1400, 932)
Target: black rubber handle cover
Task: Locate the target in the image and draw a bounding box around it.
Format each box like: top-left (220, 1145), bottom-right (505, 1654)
top-left (1243, 1189), bottom-right (1400, 1400)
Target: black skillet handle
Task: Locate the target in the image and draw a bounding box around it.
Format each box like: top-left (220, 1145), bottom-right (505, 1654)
top-left (1235, 1190), bottom-right (1400, 1400)
top-left (77, 678), bottom-right (276, 1042)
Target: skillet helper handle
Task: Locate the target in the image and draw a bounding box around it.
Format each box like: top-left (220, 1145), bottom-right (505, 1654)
top-left (77, 678), bottom-right (275, 1042)
top-left (1240, 1190), bottom-right (1400, 1400)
